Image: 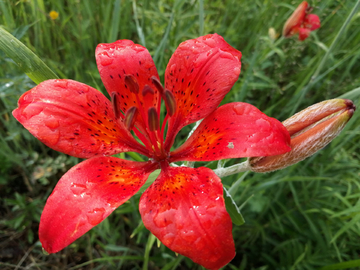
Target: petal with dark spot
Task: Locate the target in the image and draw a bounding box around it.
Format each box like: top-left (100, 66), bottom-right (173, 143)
top-left (40, 157), bottom-right (157, 254)
top-left (12, 80), bottom-right (149, 158)
top-left (164, 34), bottom-right (242, 150)
top-left (170, 102), bottom-right (291, 162)
top-left (139, 166), bottom-right (235, 270)
top-left (96, 40), bottom-right (161, 131)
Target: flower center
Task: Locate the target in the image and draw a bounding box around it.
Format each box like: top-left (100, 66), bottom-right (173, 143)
top-left (111, 75), bottom-right (176, 163)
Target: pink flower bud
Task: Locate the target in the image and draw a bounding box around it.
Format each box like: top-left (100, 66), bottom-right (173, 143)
top-left (249, 99), bottom-right (355, 172)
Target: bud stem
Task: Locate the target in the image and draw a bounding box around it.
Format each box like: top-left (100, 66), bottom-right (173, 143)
top-left (213, 160), bottom-right (250, 178)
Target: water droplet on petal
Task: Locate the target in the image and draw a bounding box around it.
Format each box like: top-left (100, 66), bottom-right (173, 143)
top-left (180, 229), bottom-right (197, 242)
top-left (193, 53), bottom-right (207, 68)
top-left (154, 210), bottom-right (175, 228)
top-left (99, 52), bottom-right (113, 66)
top-left (22, 104), bottom-right (44, 120)
top-left (169, 64), bottom-right (177, 76)
top-left (86, 208), bottom-right (105, 226)
top-left (70, 183), bottom-right (87, 196)
top-left (106, 198), bottom-right (119, 208)
top-left (53, 79), bottom-right (68, 88)
top-left (255, 118), bottom-right (270, 129)
top-left (233, 66), bottom-right (241, 76)
top-left (219, 50), bottom-right (234, 60)
top-left (204, 37), bottom-right (216, 48)
top-left (44, 116), bottom-right (60, 130)
top-left (233, 104), bottom-right (252, 116)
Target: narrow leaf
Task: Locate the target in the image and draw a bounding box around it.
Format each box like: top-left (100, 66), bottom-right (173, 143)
top-left (224, 186), bottom-right (245, 226)
top-left (0, 27), bottom-right (58, 84)
top-left (319, 259), bottom-right (360, 270)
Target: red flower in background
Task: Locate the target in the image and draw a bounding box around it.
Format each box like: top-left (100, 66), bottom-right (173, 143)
top-left (283, 1), bottom-right (320, 41)
top-left (13, 34), bottom-right (291, 269)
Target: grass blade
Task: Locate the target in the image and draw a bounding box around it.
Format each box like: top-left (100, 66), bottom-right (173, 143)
top-left (0, 27), bottom-right (58, 84)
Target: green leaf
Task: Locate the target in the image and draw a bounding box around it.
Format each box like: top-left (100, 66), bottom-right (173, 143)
top-left (319, 259), bottom-right (360, 270)
top-left (0, 27), bottom-right (58, 84)
top-left (338, 87), bottom-right (360, 100)
top-left (137, 169), bottom-right (160, 194)
top-left (224, 187), bottom-right (245, 226)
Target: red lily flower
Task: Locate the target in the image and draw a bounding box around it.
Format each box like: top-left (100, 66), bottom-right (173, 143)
top-left (282, 1), bottom-right (321, 41)
top-left (13, 34), bottom-right (291, 269)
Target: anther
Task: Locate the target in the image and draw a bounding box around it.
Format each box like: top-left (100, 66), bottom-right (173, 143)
top-left (124, 106), bottom-right (138, 130)
top-left (125, 74), bottom-right (139, 94)
top-left (142, 85), bottom-right (155, 97)
top-left (148, 107), bottom-right (159, 131)
top-left (111, 92), bottom-right (120, 119)
top-left (163, 90), bottom-right (177, 116)
top-left (151, 76), bottom-right (164, 95)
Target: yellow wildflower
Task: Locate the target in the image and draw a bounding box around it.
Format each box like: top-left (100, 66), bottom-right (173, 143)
top-left (49, 10), bottom-right (59, 20)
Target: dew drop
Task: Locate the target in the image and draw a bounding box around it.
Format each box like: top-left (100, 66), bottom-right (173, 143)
top-left (22, 104), bottom-right (44, 120)
top-left (99, 53), bottom-right (114, 66)
top-left (204, 37), bottom-right (216, 48)
top-left (255, 118), bottom-right (270, 129)
top-left (106, 198), bottom-right (118, 208)
top-left (233, 104), bottom-right (252, 116)
top-left (233, 66), bottom-right (241, 76)
top-left (169, 64), bottom-right (177, 75)
top-left (53, 79), bottom-right (68, 88)
top-left (193, 53), bottom-right (207, 68)
top-left (219, 50), bottom-right (234, 60)
top-left (180, 229), bottom-right (197, 242)
top-left (132, 44), bottom-right (146, 52)
top-left (44, 117), bottom-right (60, 130)
top-left (86, 208), bottom-right (105, 226)
top-left (70, 183), bottom-right (87, 196)
top-left (154, 210), bottom-right (175, 228)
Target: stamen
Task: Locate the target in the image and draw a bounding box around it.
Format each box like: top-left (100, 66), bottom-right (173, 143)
top-left (125, 74), bottom-right (139, 94)
top-left (142, 85), bottom-right (155, 97)
top-left (148, 107), bottom-right (159, 131)
top-left (124, 106), bottom-right (138, 130)
top-left (151, 76), bottom-right (164, 95)
top-left (163, 90), bottom-right (177, 116)
top-left (111, 92), bottom-right (120, 119)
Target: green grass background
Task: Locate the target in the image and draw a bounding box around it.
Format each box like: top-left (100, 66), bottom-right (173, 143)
top-left (1, 0), bottom-right (360, 269)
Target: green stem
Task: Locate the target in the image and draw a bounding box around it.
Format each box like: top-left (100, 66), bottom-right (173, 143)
top-left (213, 160), bottom-right (250, 178)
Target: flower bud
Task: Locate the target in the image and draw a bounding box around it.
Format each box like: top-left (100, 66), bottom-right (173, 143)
top-left (249, 99), bottom-right (355, 173)
top-left (282, 1), bottom-right (320, 41)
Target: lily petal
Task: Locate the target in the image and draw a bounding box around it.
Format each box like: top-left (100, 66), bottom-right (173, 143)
top-left (282, 1), bottom-right (308, 37)
top-left (139, 166), bottom-right (235, 270)
top-left (164, 34), bottom-right (242, 150)
top-left (40, 156), bottom-right (157, 254)
top-left (170, 102), bottom-right (291, 162)
top-left (298, 28), bottom-right (311, 41)
top-left (12, 79), bottom-right (149, 158)
top-left (96, 40), bottom-right (161, 131)
top-left (304, 14), bottom-right (320, 31)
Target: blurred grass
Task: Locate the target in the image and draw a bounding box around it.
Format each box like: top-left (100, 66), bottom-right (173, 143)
top-left (1, 0), bottom-right (360, 269)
